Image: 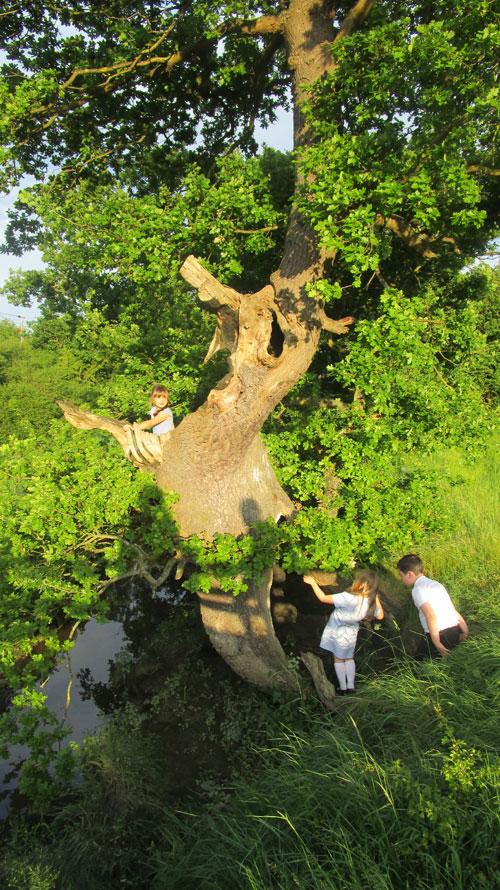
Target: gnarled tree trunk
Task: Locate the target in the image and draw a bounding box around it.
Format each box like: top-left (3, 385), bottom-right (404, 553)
top-left (58, 0), bottom-right (374, 701)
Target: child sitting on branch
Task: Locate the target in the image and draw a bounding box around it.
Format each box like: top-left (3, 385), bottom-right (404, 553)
top-left (138, 384), bottom-right (174, 436)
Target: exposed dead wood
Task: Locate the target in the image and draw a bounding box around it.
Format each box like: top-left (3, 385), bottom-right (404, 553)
top-left (320, 311), bottom-right (355, 334)
top-left (180, 255), bottom-right (241, 311)
top-left (57, 400), bottom-right (166, 469)
top-left (300, 651), bottom-right (337, 710)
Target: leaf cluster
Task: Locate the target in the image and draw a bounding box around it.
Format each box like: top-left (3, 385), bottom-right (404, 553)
top-left (298, 2), bottom-right (500, 289)
top-left (0, 0), bottom-right (289, 189)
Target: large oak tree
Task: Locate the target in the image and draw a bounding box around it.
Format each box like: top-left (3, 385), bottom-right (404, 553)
top-left (1, 0), bottom-right (499, 695)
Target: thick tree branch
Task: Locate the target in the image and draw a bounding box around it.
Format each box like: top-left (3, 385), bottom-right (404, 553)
top-left (467, 165), bottom-right (500, 176)
top-left (334, 0), bottom-right (377, 44)
top-left (179, 255), bottom-right (241, 311)
top-left (233, 14), bottom-right (284, 36)
top-left (57, 400), bottom-right (166, 469)
top-left (376, 213), bottom-right (463, 257)
top-left (375, 213), bottom-right (438, 258)
top-left (320, 311), bottom-right (354, 334)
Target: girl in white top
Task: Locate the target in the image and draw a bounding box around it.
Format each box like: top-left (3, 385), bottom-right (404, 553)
top-left (138, 384), bottom-right (174, 435)
top-left (303, 570), bottom-right (384, 694)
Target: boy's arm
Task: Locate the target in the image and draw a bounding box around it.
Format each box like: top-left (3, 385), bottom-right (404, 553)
top-left (138, 409), bottom-right (171, 431)
top-left (375, 595), bottom-right (384, 620)
top-left (455, 611), bottom-right (469, 640)
top-left (420, 601), bottom-right (450, 655)
top-left (303, 574), bottom-right (335, 604)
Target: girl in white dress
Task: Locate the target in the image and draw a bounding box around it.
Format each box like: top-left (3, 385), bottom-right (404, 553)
top-left (303, 570), bottom-right (384, 694)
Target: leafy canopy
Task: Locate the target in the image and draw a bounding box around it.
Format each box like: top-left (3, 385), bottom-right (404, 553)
top-left (0, 2), bottom-right (499, 802)
top-left (0, 0), bottom-right (290, 190)
top-left (1, 1), bottom-right (499, 587)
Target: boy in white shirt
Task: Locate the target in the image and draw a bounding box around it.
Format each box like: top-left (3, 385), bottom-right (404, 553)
top-left (397, 554), bottom-right (469, 658)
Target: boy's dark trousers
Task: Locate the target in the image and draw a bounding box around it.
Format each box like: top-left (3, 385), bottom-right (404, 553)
top-left (414, 625), bottom-right (461, 660)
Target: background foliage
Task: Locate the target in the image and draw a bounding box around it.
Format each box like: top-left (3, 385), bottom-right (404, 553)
top-left (0, 0), bottom-right (499, 840)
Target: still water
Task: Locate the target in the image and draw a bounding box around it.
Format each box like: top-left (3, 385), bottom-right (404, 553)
top-left (0, 584), bottom-right (180, 819)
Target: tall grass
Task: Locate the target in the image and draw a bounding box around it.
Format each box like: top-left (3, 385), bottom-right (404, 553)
top-left (6, 637), bottom-right (500, 890)
top-left (148, 635), bottom-right (500, 890)
top-left (415, 440), bottom-right (500, 621)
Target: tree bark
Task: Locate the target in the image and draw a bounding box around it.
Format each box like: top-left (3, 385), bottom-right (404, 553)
top-left (59, 0), bottom-right (363, 699)
top-left (197, 570), bottom-right (295, 692)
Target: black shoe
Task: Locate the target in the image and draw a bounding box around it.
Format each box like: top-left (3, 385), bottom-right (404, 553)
top-left (337, 689), bottom-right (347, 696)
top-left (345, 688), bottom-right (355, 694)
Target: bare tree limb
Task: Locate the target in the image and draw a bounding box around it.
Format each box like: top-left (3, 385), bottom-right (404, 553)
top-left (180, 255), bottom-right (241, 310)
top-left (79, 532), bottom-right (181, 593)
top-left (376, 268), bottom-right (392, 289)
top-left (300, 651), bottom-right (337, 710)
top-left (57, 400), bottom-right (165, 469)
top-left (319, 311), bottom-right (354, 334)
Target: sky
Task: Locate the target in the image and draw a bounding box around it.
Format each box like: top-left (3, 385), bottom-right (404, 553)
top-left (0, 111), bottom-right (294, 327)
top-left (0, 181), bottom-right (43, 325)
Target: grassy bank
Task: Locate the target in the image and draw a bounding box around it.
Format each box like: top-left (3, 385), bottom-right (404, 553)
top-left (380, 437), bottom-right (500, 627)
top-left (3, 634), bottom-right (500, 890)
top-left (148, 635), bottom-right (500, 890)
top-left (1, 441), bottom-right (499, 890)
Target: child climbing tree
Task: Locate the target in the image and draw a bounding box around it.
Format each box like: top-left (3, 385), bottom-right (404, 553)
top-left (1, 1), bottom-right (499, 695)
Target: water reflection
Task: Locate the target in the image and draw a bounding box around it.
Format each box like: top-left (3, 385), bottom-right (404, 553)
top-left (0, 581), bottom-right (185, 819)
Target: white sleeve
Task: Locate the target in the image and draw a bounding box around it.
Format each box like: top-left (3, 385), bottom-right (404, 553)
top-left (412, 586), bottom-right (429, 610)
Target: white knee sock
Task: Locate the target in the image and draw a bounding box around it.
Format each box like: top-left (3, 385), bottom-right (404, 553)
top-left (345, 659), bottom-right (356, 689)
top-left (334, 662), bottom-right (347, 690)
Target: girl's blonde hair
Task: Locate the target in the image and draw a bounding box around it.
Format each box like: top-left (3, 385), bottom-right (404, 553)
top-left (349, 569), bottom-right (379, 621)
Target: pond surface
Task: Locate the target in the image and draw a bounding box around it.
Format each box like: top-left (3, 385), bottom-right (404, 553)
top-left (0, 583), bottom-right (182, 819)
